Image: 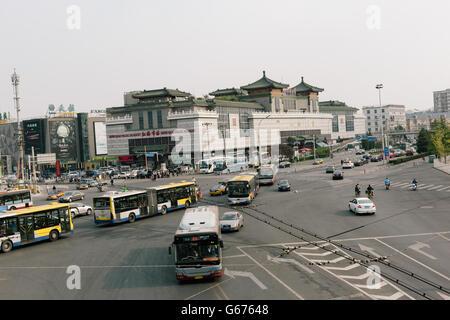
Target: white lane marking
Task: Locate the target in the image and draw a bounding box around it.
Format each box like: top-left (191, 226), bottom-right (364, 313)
top-left (325, 263), bottom-right (360, 271)
top-left (224, 268), bottom-right (268, 290)
top-left (393, 183), bottom-right (409, 188)
top-left (310, 256), bottom-right (346, 264)
top-left (339, 272), bottom-right (371, 280)
top-left (390, 182), bottom-right (406, 187)
top-left (267, 255), bottom-right (314, 274)
top-left (237, 247), bottom-right (305, 300)
top-left (375, 239), bottom-right (449, 281)
top-left (299, 250), bottom-right (334, 257)
top-left (438, 233), bottom-right (450, 242)
top-left (358, 244), bottom-right (381, 258)
top-left (354, 281), bottom-right (388, 289)
top-left (238, 231), bottom-right (450, 249)
top-left (329, 293), bottom-right (365, 300)
top-left (223, 254), bottom-right (246, 259)
top-left (436, 292), bottom-right (450, 300)
top-left (401, 184), bottom-right (413, 189)
top-left (427, 185), bottom-right (443, 191)
top-left (421, 184), bottom-right (437, 190)
top-left (408, 242), bottom-right (437, 260)
top-left (436, 186), bottom-right (450, 192)
top-left (367, 292), bottom-right (405, 300)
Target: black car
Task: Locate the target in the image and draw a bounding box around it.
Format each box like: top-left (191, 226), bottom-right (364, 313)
top-left (370, 156), bottom-right (379, 162)
top-left (354, 160), bottom-right (362, 166)
top-left (332, 171), bottom-right (344, 180)
top-left (363, 154), bottom-right (371, 160)
top-left (278, 180), bottom-right (291, 191)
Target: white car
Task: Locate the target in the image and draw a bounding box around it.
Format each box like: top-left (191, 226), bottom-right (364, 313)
top-left (342, 161), bottom-right (354, 169)
top-left (348, 197), bottom-right (376, 215)
top-left (219, 211), bottom-right (244, 232)
top-left (70, 202), bottom-right (93, 218)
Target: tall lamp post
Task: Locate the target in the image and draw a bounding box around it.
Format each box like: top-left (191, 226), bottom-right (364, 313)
top-left (11, 69), bottom-right (25, 182)
top-left (202, 122), bottom-right (212, 159)
top-left (376, 84), bottom-right (386, 164)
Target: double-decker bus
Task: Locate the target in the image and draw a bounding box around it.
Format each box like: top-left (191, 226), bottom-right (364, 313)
top-left (93, 181), bottom-right (198, 225)
top-left (147, 181), bottom-right (198, 215)
top-left (0, 189), bottom-right (33, 212)
top-left (93, 190), bottom-right (153, 225)
top-left (0, 203), bottom-right (73, 253)
top-left (169, 205), bottom-right (223, 281)
top-left (227, 174), bottom-right (259, 205)
top-left (257, 164), bottom-right (277, 185)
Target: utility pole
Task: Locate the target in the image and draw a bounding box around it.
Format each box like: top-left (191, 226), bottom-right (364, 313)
top-left (202, 122), bottom-right (212, 159)
top-left (376, 84), bottom-right (386, 164)
top-left (258, 114), bottom-right (271, 167)
top-left (32, 146), bottom-right (37, 193)
top-left (12, 69), bottom-right (25, 183)
top-left (144, 146), bottom-right (148, 171)
top-left (313, 134), bottom-right (316, 159)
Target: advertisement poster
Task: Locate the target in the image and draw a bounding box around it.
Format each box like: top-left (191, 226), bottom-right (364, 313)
top-left (23, 119), bottom-right (45, 155)
top-left (48, 119), bottom-right (78, 161)
top-left (94, 121), bottom-right (108, 155)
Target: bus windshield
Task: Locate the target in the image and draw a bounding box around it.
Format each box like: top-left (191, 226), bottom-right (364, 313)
top-left (200, 161), bottom-right (210, 168)
top-left (228, 182), bottom-right (250, 197)
top-left (259, 168), bottom-right (273, 178)
top-left (175, 235), bottom-right (220, 265)
top-left (93, 197), bottom-right (110, 209)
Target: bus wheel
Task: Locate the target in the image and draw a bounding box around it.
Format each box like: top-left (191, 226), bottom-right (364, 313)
top-left (128, 213), bottom-right (136, 223)
top-left (1, 240), bottom-right (13, 253)
top-left (185, 201), bottom-right (190, 208)
top-left (10, 207), bottom-right (16, 211)
top-left (161, 206), bottom-right (168, 215)
top-left (49, 230), bottom-right (59, 242)
top-left (86, 209), bottom-right (92, 216)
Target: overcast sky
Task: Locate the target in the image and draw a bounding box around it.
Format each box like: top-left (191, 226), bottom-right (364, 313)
top-left (1, 0), bottom-right (449, 118)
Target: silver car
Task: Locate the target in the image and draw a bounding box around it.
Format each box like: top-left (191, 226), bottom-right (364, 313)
top-left (70, 202), bottom-right (93, 218)
top-left (58, 191), bottom-right (84, 203)
top-left (219, 211), bottom-right (244, 232)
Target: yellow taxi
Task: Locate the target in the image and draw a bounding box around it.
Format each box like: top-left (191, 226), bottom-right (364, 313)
top-left (76, 183), bottom-right (89, 190)
top-left (209, 183), bottom-right (227, 196)
top-left (47, 191), bottom-right (65, 200)
top-left (313, 159), bottom-right (324, 165)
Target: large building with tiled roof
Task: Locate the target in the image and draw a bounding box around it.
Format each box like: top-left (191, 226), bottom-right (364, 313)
top-left (105, 72), bottom-right (363, 168)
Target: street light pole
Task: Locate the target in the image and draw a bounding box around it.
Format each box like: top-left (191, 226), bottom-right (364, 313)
top-left (258, 114), bottom-right (271, 167)
top-left (376, 84), bottom-right (386, 164)
top-left (11, 69), bottom-right (25, 183)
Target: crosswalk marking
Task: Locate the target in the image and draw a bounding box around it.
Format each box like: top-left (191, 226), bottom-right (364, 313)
top-left (384, 182), bottom-right (449, 192)
top-left (437, 186), bottom-right (450, 191)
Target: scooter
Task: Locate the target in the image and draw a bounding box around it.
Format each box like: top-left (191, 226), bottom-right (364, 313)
top-left (410, 183), bottom-right (417, 191)
top-left (385, 183), bottom-right (390, 190)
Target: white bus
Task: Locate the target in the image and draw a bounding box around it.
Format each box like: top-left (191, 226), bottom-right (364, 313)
top-left (257, 164), bottom-right (278, 185)
top-left (197, 158), bottom-right (219, 174)
top-left (169, 205), bottom-right (223, 281)
top-left (0, 190), bottom-right (33, 212)
top-left (213, 157), bottom-right (249, 174)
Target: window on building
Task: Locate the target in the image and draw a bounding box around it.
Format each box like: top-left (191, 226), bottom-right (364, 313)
top-left (367, 110), bottom-right (370, 114)
top-left (332, 115), bottom-right (339, 132)
top-left (382, 109), bottom-right (385, 113)
top-left (374, 110), bottom-right (377, 113)
top-left (345, 114), bottom-right (354, 132)
top-left (147, 111), bottom-right (153, 129)
top-left (368, 122), bottom-right (371, 126)
top-left (239, 113), bottom-right (250, 137)
top-left (157, 110), bottom-right (163, 128)
top-left (138, 111), bottom-right (144, 130)
top-left (367, 116), bottom-right (370, 120)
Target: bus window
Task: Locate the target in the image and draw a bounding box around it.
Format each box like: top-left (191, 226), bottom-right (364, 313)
top-left (13, 194), bottom-right (22, 204)
top-left (34, 212), bottom-right (47, 229)
top-left (46, 210), bottom-right (60, 227)
top-left (5, 196), bottom-right (13, 205)
top-left (6, 218), bottom-right (17, 236)
top-left (0, 219), bottom-right (6, 237)
top-left (94, 198), bottom-right (110, 210)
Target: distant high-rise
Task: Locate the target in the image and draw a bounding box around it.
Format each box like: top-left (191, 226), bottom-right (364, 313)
top-left (433, 89), bottom-right (450, 112)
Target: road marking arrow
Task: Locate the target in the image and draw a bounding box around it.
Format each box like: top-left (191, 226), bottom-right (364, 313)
top-left (408, 242), bottom-right (437, 260)
top-left (224, 268), bottom-right (267, 290)
top-left (358, 244), bottom-right (381, 258)
top-left (368, 292), bottom-right (405, 300)
top-left (267, 255), bottom-right (314, 274)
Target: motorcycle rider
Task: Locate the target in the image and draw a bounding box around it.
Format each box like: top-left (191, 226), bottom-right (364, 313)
top-left (384, 177), bottom-right (391, 189)
top-left (355, 184), bottom-right (361, 197)
top-left (366, 184), bottom-right (374, 198)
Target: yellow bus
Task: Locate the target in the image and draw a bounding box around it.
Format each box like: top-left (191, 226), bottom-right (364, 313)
top-left (227, 174), bottom-right (259, 205)
top-left (0, 203), bottom-right (73, 253)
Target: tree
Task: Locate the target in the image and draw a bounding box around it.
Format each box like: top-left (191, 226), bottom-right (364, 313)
top-left (430, 118), bottom-right (450, 163)
top-left (279, 144), bottom-right (294, 160)
top-left (416, 128), bottom-right (431, 153)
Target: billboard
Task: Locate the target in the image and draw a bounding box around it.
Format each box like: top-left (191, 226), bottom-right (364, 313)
top-left (23, 119), bottom-right (46, 155)
top-left (94, 121), bottom-right (108, 155)
top-left (48, 119), bottom-right (78, 161)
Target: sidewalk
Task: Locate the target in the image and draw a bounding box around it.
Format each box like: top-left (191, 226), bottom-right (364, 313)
top-left (433, 156), bottom-right (450, 175)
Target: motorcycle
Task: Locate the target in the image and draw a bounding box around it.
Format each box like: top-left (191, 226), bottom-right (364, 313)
top-left (366, 189), bottom-right (374, 199)
top-left (385, 183), bottom-right (390, 190)
top-left (355, 190), bottom-right (361, 197)
top-left (410, 183), bottom-right (417, 191)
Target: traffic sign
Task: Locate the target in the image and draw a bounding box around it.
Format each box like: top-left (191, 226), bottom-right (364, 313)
top-left (368, 137), bottom-right (377, 142)
top-left (384, 147), bottom-right (389, 157)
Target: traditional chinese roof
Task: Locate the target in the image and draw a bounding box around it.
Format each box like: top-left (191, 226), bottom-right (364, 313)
top-left (132, 88), bottom-right (191, 100)
top-left (240, 71), bottom-right (289, 91)
top-left (292, 77), bottom-right (324, 94)
top-left (209, 87), bottom-right (247, 97)
top-left (319, 100), bottom-right (358, 112)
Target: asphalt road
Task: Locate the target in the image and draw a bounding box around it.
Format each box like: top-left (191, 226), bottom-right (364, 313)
top-left (0, 152), bottom-right (449, 300)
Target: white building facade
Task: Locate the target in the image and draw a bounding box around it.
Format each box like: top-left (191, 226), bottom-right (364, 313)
top-left (362, 104), bottom-right (406, 134)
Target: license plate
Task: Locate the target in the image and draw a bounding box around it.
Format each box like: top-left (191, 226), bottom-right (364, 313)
top-left (365, 206), bottom-right (370, 209)
top-left (194, 276), bottom-right (203, 279)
